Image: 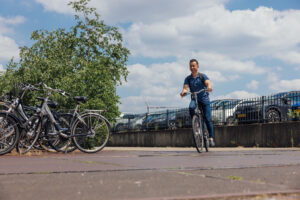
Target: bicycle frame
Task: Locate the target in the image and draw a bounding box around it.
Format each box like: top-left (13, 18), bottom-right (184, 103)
top-left (185, 89), bottom-right (206, 118)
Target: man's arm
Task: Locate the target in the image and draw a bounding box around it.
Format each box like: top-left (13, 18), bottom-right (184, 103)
top-left (180, 84), bottom-right (189, 97)
top-left (205, 80), bottom-right (213, 92)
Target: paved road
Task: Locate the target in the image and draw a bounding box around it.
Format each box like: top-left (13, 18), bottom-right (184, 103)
top-left (0, 147), bottom-right (300, 200)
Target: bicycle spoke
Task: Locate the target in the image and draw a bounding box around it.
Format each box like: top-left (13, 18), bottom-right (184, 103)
top-left (0, 140), bottom-right (10, 147)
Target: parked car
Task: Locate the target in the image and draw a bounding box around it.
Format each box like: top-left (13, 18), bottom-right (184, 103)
top-left (234, 91), bottom-right (300, 123)
top-left (113, 113), bottom-right (145, 132)
top-left (211, 99), bottom-right (241, 125)
top-left (173, 108), bottom-right (191, 128)
top-left (142, 111), bottom-right (176, 130)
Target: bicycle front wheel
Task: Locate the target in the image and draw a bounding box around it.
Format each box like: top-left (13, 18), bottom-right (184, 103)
top-left (17, 116), bottom-right (41, 154)
top-left (71, 113), bottom-right (110, 153)
top-left (0, 113), bottom-right (20, 155)
top-left (192, 114), bottom-right (204, 153)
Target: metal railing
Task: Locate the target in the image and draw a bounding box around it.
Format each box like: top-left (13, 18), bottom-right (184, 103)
top-left (112, 91), bottom-right (300, 132)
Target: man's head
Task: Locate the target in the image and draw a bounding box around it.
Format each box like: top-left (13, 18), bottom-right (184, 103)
top-left (189, 59), bottom-right (199, 74)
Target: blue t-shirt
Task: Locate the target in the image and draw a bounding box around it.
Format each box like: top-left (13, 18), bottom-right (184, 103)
top-left (184, 73), bottom-right (210, 104)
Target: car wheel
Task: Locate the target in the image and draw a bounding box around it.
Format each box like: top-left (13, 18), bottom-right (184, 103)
top-left (226, 116), bottom-right (235, 125)
top-left (134, 124), bottom-right (142, 131)
top-left (115, 124), bottom-right (124, 132)
top-left (266, 109), bottom-right (281, 123)
top-left (168, 121), bottom-right (177, 130)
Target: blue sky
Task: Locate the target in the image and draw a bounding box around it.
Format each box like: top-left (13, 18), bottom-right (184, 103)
top-left (0, 0), bottom-right (300, 113)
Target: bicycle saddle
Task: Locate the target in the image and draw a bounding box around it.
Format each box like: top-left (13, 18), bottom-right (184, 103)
top-left (73, 96), bottom-right (87, 103)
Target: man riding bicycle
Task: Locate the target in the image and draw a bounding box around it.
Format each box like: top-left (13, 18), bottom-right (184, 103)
top-left (180, 59), bottom-right (215, 147)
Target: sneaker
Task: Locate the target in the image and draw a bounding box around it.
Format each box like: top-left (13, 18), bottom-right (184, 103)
top-left (209, 138), bottom-right (215, 147)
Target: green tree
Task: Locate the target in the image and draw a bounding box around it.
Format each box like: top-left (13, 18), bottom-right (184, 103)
top-left (0, 0), bottom-right (130, 121)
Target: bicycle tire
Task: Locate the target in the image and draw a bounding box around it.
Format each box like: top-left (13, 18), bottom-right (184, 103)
top-left (71, 113), bottom-right (110, 153)
top-left (203, 130), bottom-right (209, 152)
top-left (16, 116), bottom-right (41, 154)
top-left (202, 122), bottom-right (209, 152)
top-left (0, 113), bottom-right (20, 155)
top-left (192, 114), bottom-right (204, 153)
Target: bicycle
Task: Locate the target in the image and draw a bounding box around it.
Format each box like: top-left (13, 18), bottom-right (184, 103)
top-left (35, 83), bottom-right (111, 153)
top-left (183, 89), bottom-right (209, 153)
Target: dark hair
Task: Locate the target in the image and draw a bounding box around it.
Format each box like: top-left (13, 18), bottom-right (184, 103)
top-left (189, 59), bottom-right (198, 65)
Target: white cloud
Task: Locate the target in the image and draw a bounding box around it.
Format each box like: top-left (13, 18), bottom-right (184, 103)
top-left (0, 35), bottom-right (20, 61)
top-left (274, 79), bottom-right (300, 91)
top-left (202, 70), bottom-right (227, 83)
top-left (0, 15), bottom-right (24, 64)
top-left (246, 80), bottom-right (259, 90)
top-left (34, 0), bottom-right (72, 15)
top-left (267, 72), bottom-right (300, 91)
top-left (124, 5), bottom-right (300, 66)
top-left (275, 51), bottom-right (300, 65)
top-left (35, 0), bottom-right (228, 24)
top-left (0, 16), bottom-right (25, 25)
top-left (214, 90), bottom-right (259, 100)
top-left (228, 75), bottom-right (240, 81)
top-left (191, 52), bottom-right (266, 74)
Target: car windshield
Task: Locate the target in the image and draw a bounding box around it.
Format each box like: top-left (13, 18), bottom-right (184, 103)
top-left (214, 100), bottom-right (238, 109)
top-left (238, 100), bottom-right (255, 106)
top-left (281, 92), bottom-right (300, 104)
top-left (210, 100), bottom-right (220, 107)
top-left (223, 100), bottom-right (240, 109)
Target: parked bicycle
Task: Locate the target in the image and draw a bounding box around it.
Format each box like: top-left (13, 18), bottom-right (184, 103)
top-left (183, 89), bottom-right (209, 153)
top-left (31, 83), bottom-right (111, 154)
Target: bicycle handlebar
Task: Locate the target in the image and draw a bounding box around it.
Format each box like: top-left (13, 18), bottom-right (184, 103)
top-left (21, 83), bottom-right (40, 91)
top-left (182, 89), bottom-right (207, 97)
top-left (38, 82), bottom-right (70, 97)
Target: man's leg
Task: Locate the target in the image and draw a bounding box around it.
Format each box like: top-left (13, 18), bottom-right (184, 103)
top-left (199, 102), bottom-right (215, 145)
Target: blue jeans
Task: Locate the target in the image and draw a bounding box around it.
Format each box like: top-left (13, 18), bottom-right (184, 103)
top-left (189, 100), bottom-right (214, 138)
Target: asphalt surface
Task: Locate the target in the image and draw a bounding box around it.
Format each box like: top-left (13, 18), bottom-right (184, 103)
top-left (0, 147), bottom-right (300, 200)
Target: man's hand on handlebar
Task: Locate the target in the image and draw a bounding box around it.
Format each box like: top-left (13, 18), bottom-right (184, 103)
top-left (180, 92), bottom-right (187, 97)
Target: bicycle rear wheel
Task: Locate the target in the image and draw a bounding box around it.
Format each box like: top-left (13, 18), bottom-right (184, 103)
top-left (192, 114), bottom-right (204, 153)
top-left (0, 113), bottom-right (20, 155)
top-left (72, 113), bottom-right (110, 153)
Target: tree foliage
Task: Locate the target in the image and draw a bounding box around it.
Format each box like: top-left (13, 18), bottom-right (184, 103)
top-left (0, 0), bottom-right (130, 121)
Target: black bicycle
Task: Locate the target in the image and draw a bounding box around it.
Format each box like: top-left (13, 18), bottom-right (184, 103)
top-left (183, 89), bottom-right (209, 153)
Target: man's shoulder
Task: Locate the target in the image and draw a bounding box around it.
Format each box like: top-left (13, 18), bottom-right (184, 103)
top-left (184, 74), bottom-right (192, 81)
top-left (199, 73), bottom-right (209, 80)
